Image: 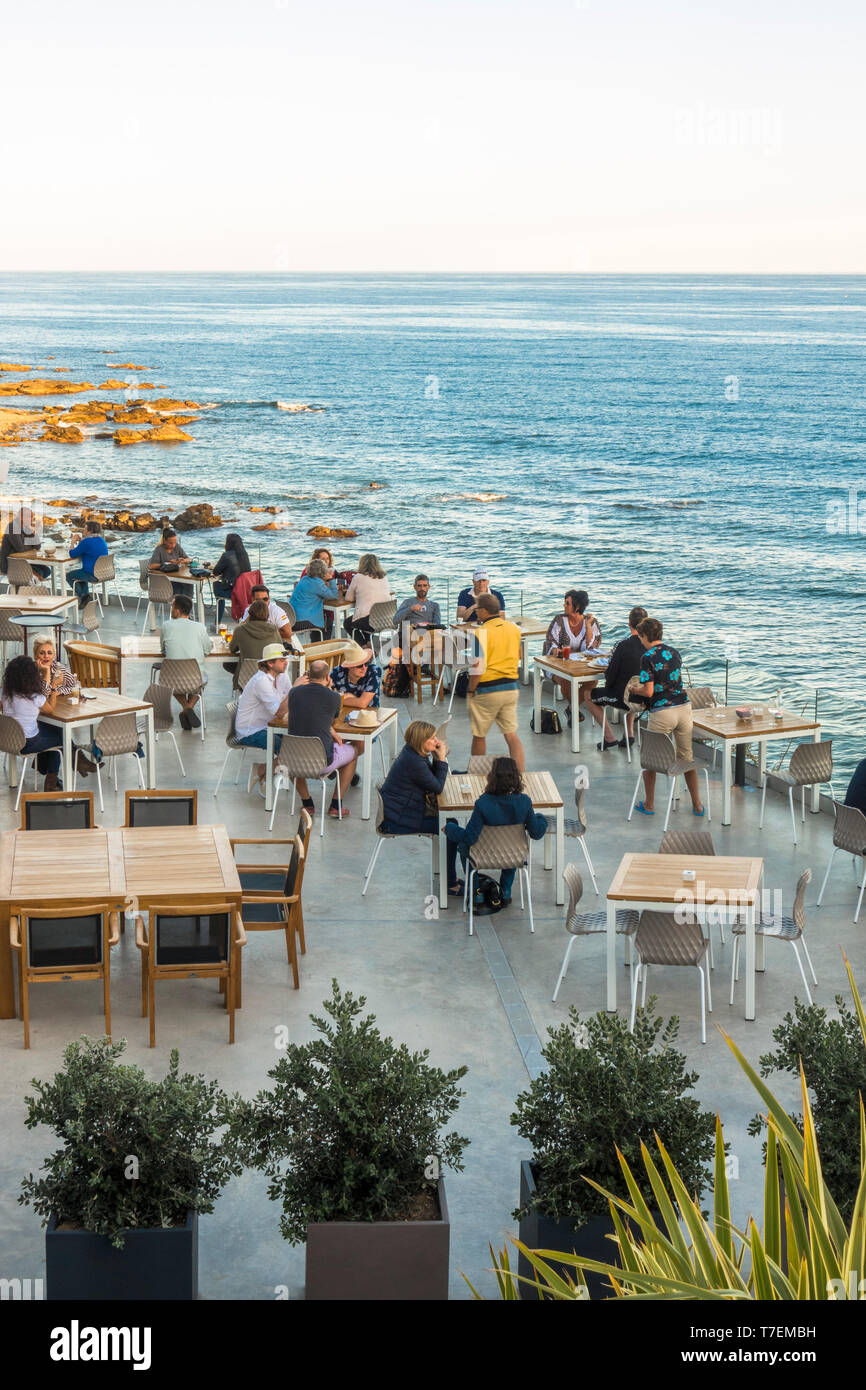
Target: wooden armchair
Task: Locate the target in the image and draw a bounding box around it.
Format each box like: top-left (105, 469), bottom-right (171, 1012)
top-left (10, 902), bottom-right (120, 1048)
top-left (230, 835), bottom-right (305, 990)
top-left (134, 901), bottom-right (245, 1046)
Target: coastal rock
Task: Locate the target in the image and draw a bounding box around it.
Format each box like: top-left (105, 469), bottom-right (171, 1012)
top-left (42, 424), bottom-right (84, 443)
top-left (252, 520), bottom-right (293, 531)
top-left (113, 421), bottom-right (193, 445)
top-left (165, 413), bottom-right (199, 425)
top-left (138, 382), bottom-right (156, 389)
top-left (306, 525), bottom-right (358, 538)
top-left (84, 494), bottom-right (98, 501)
top-left (105, 362), bottom-right (149, 369)
top-left (47, 499), bottom-right (81, 508)
top-left (276, 401), bottom-right (322, 413)
top-left (53, 367), bottom-right (72, 372)
top-left (98, 379), bottom-right (130, 390)
top-left (147, 397), bottom-right (200, 411)
top-left (0, 378), bottom-right (94, 396)
top-left (0, 362), bottom-right (32, 371)
top-left (61, 408), bottom-right (109, 425)
top-left (0, 406), bottom-right (46, 445)
top-left (368, 481), bottom-right (387, 488)
top-left (173, 503), bottom-right (221, 530)
top-left (249, 505), bottom-right (283, 513)
top-left (112, 408), bottom-right (153, 423)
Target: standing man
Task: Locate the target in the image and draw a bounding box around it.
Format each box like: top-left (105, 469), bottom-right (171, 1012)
top-left (467, 593), bottom-right (524, 771)
top-left (234, 643), bottom-right (292, 794)
top-left (288, 659), bottom-right (357, 818)
top-left (67, 520), bottom-right (109, 603)
top-left (456, 568), bottom-right (506, 622)
top-left (160, 593), bottom-right (212, 729)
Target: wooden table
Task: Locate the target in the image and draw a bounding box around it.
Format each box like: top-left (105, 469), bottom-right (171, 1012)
top-left (31, 690), bottom-right (156, 792)
top-left (690, 706), bottom-right (821, 825)
top-left (436, 770), bottom-right (565, 910)
top-left (0, 593), bottom-right (78, 637)
top-left (0, 824), bottom-right (240, 1020)
top-left (118, 633), bottom-right (235, 693)
top-left (266, 706), bottom-right (400, 817)
top-left (321, 596), bottom-right (353, 633)
top-left (145, 567), bottom-right (209, 627)
top-left (19, 550), bottom-right (76, 597)
top-left (606, 852), bottom-right (763, 1018)
top-left (532, 653), bottom-right (605, 752)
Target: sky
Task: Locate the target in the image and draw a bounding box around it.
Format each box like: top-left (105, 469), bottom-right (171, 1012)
top-left (3, 0), bottom-right (864, 272)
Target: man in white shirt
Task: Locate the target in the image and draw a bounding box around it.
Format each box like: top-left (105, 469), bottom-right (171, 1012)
top-left (235, 643), bottom-right (292, 794)
top-left (160, 594), bottom-right (212, 729)
top-left (241, 584), bottom-right (296, 645)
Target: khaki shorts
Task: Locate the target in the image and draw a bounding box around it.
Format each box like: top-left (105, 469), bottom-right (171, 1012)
top-left (647, 703), bottom-right (693, 761)
top-left (469, 687), bottom-right (519, 737)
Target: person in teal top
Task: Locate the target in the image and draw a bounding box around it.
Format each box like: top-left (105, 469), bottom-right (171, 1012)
top-left (67, 520), bottom-right (109, 601)
top-left (289, 558), bottom-right (339, 630)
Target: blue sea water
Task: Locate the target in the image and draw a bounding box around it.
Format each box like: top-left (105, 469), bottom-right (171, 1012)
top-left (1, 273), bottom-right (864, 778)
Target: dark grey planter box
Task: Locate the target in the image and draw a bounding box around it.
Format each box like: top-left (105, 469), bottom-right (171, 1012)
top-left (46, 1209), bottom-right (198, 1300)
top-left (305, 1179), bottom-right (449, 1300)
top-left (518, 1160), bottom-right (625, 1301)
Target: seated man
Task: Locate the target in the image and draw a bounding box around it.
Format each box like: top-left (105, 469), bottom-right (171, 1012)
top-left (584, 605), bottom-right (647, 750)
top-left (67, 520), bottom-right (109, 602)
top-left (456, 568), bottom-right (506, 622)
top-left (234, 643), bottom-right (292, 794)
top-left (241, 584), bottom-right (295, 645)
top-left (395, 574), bottom-right (442, 628)
top-left (288, 659), bottom-right (357, 818)
top-left (330, 643), bottom-right (381, 709)
top-left (0, 506), bottom-right (50, 580)
top-left (160, 593), bottom-right (212, 729)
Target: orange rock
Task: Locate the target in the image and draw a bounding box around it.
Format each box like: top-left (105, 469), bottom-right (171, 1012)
top-left (249, 505), bottom-right (282, 513)
top-left (0, 362), bottom-right (32, 371)
top-left (165, 414), bottom-right (199, 426)
top-left (0, 378), bottom-right (94, 396)
top-left (60, 410), bottom-right (107, 425)
top-left (306, 525), bottom-right (358, 538)
top-left (42, 424), bottom-right (84, 443)
top-left (138, 382), bottom-right (156, 389)
top-left (113, 421), bottom-right (193, 446)
top-left (253, 520), bottom-right (293, 531)
top-left (98, 379), bottom-right (130, 390)
top-left (105, 362), bottom-right (149, 369)
top-left (112, 408), bottom-right (153, 424)
top-left (147, 397), bottom-right (200, 411)
top-left (53, 366), bottom-right (72, 372)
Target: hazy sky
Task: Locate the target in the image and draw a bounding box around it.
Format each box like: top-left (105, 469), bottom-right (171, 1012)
top-left (4, 0), bottom-right (863, 271)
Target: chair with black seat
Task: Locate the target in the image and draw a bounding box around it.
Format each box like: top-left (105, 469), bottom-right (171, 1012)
top-left (291, 808), bottom-right (312, 955)
top-left (760, 740), bottom-right (834, 845)
top-left (125, 789), bottom-right (198, 827)
top-left (552, 864), bottom-right (639, 1002)
top-left (134, 900), bottom-right (245, 1045)
top-left (10, 901), bottom-right (120, 1048)
top-left (230, 830), bottom-right (307, 989)
top-left (20, 790), bottom-right (95, 831)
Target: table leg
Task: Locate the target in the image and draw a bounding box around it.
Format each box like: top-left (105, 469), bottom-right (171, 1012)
top-left (62, 724), bottom-right (74, 791)
top-left (544, 829), bottom-right (552, 870)
top-left (605, 899), bottom-right (617, 1011)
top-left (571, 681), bottom-right (579, 754)
top-left (360, 736), bottom-right (372, 820)
top-left (758, 738), bottom-right (767, 787)
top-left (533, 663), bottom-right (542, 736)
top-left (744, 898), bottom-right (756, 1020)
top-left (438, 815), bottom-right (448, 910)
top-left (0, 901), bottom-right (14, 1019)
top-left (389, 715), bottom-right (399, 761)
top-left (555, 808), bottom-right (565, 906)
top-left (722, 743), bottom-right (733, 825)
top-left (265, 728), bottom-right (275, 812)
top-left (144, 707), bottom-right (156, 788)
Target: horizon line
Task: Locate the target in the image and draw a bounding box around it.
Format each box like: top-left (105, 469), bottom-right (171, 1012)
top-left (1, 269), bottom-right (866, 278)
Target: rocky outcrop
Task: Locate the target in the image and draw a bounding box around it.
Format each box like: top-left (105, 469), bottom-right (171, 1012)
top-left (307, 525), bottom-right (358, 538)
top-left (105, 362), bottom-right (149, 369)
top-left (42, 424), bottom-right (84, 443)
top-left (61, 407), bottom-right (109, 425)
top-left (0, 362), bottom-right (32, 371)
top-left (112, 408), bottom-right (153, 423)
top-left (249, 505), bottom-right (283, 513)
top-left (0, 378), bottom-right (94, 396)
top-left (113, 421), bottom-right (194, 445)
top-left (253, 520), bottom-right (293, 531)
top-left (0, 406), bottom-right (46, 445)
top-left (172, 503), bottom-right (222, 530)
top-left (98, 379), bottom-right (130, 390)
top-left (138, 381), bottom-right (156, 389)
top-left (146, 397), bottom-right (200, 411)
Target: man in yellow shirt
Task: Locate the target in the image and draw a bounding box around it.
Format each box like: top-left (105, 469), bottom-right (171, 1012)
top-left (467, 593), bottom-right (525, 771)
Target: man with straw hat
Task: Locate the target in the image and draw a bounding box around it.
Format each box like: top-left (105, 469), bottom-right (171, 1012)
top-left (330, 641), bottom-right (381, 710)
top-left (234, 642), bottom-right (292, 796)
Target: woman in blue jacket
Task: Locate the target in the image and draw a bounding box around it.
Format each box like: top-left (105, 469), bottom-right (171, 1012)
top-left (380, 719), bottom-right (461, 893)
top-left (445, 758), bottom-right (547, 905)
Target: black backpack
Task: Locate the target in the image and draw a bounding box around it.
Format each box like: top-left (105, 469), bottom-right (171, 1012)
top-left (529, 707), bottom-right (562, 734)
top-left (454, 671), bottom-right (470, 699)
top-left (472, 873), bottom-right (504, 914)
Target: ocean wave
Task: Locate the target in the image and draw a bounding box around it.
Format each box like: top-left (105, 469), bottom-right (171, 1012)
top-left (612, 498), bottom-right (705, 510)
top-left (436, 492), bottom-right (508, 503)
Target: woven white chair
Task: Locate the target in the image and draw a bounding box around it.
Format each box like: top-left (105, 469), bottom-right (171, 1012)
top-left (76, 713), bottom-right (145, 812)
top-left (143, 682), bottom-right (185, 778)
top-left (0, 713), bottom-right (39, 809)
top-left (760, 740), bottom-right (834, 845)
top-left (552, 864), bottom-right (639, 1002)
top-left (630, 910), bottom-right (712, 1044)
top-left (270, 733), bottom-right (343, 836)
top-left (93, 552), bottom-right (125, 613)
top-left (563, 785), bottom-right (599, 894)
top-left (464, 823), bottom-right (533, 937)
top-left (134, 559), bottom-right (151, 618)
top-left (157, 658), bottom-right (207, 741)
top-left (0, 611), bottom-right (25, 667)
top-left (730, 868), bottom-right (816, 1006)
top-left (6, 555), bottom-right (35, 593)
top-left (362, 787), bottom-right (437, 897)
top-left (627, 729), bottom-right (712, 831)
top-left (62, 599), bottom-right (101, 643)
top-left (659, 827), bottom-right (721, 952)
top-left (213, 700), bottom-right (249, 797)
top-left (141, 571), bottom-right (175, 633)
top-left (816, 803), bottom-right (866, 922)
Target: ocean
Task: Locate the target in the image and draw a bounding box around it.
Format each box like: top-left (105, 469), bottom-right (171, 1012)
top-left (1, 272), bottom-right (864, 780)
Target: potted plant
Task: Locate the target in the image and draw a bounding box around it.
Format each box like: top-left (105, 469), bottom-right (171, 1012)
top-left (19, 1036), bottom-right (241, 1300)
top-left (231, 980), bottom-right (469, 1300)
top-left (511, 1003), bottom-right (715, 1299)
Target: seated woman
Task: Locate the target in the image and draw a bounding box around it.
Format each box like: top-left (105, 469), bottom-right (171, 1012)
top-left (543, 588), bottom-right (602, 724)
top-left (379, 719), bottom-right (460, 893)
top-left (444, 757), bottom-right (547, 905)
top-left (300, 547), bottom-right (337, 635)
top-left (1, 654), bottom-right (65, 790)
top-left (289, 558), bottom-right (339, 634)
top-left (32, 634), bottom-right (98, 775)
top-left (345, 553), bottom-right (390, 643)
top-left (228, 599), bottom-right (284, 689)
top-left (209, 533), bottom-right (252, 626)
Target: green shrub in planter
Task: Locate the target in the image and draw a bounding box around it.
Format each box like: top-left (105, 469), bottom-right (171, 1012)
top-left (512, 1003), bottom-right (715, 1227)
top-left (749, 994), bottom-right (866, 1222)
top-left (19, 1036), bottom-right (241, 1249)
top-left (230, 980), bottom-right (469, 1243)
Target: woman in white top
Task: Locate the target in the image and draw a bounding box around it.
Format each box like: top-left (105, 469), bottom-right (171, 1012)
top-left (1, 654), bottom-right (65, 789)
top-left (542, 589), bottom-right (602, 726)
top-left (345, 554), bottom-right (390, 643)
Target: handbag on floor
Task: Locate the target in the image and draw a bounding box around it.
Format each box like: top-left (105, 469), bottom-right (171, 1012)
top-left (529, 707), bottom-right (562, 734)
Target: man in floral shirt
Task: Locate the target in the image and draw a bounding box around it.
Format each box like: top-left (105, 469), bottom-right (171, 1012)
top-left (632, 617), bottom-right (705, 818)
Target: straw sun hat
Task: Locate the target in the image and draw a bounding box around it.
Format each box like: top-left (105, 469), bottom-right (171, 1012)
top-left (340, 642), bottom-right (373, 667)
top-left (351, 708), bottom-right (380, 728)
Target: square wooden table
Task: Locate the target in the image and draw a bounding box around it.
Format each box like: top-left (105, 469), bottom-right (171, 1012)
top-left (144, 566), bottom-right (209, 628)
top-left (0, 593), bottom-right (77, 618)
top-left (532, 653), bottom-right (606, 752)
top-left (606, 852), bottom-right (764, 1018)
top-left (266, 706), bottom-right (400, 817)
top-left (16, 549), bottom-right (77, 597)
top-left (436, 770), bottom-right (565, 910)
top-left (0, 825), bottom-right (241, 1020)
top-left (118, 632), bottom-right (235, 694)
top-left (691, 705), bottom-right (821, 825)
top-left (33, 691), bottom-right (156, 791)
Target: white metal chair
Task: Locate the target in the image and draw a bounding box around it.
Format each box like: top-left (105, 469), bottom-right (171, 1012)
top-left (760, 740), bottom-right (834, 845)
top-left (76, 713), bottom-right (145, 812)
top-left (658, 827), bottom-right (722, 951)
top-left (270, 734), bottom-right (342, 836)
top-left (62, 599), bottom-right (101, 643)
top-left (685, 685), bottom-right (720, 769)
top-left (135, 559), bottom-right (150, 618)
top-left (367, 600), bottom-right (397, 658)
top-left (141, 572), bottom-right (174, 633)
top-left (816, 802), bottom-right (866, 923)
top-left (213, 700), bottom-right (249, 797)
top-left (630, 910), bottom-right (712, 1044)
top-left (0, 713), bottom-right (39, 809)
top-left (143, 682), bottom-right (185, 778)
top-left (730, 868), bottom-right (817, 1006)
top-left (362, 787), bottom-right (437, 897)
top-left (464, 823), bottom-right (534, 937)
top-left (551, 864), bottom-right (639, 1002)
top-left (563, 785), bottom-right (599, 894)
top-left (627, 729), bottom-right (712, 832)
top-left (434, 631), bottom-right (477, 713)
top-left (92, 553), bottom-right (125, 613)
top-left (157, 658), bottom-right (207, 741)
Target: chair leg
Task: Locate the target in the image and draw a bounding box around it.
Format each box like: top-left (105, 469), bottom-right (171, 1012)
top-left (148, 976), bottom-right (156, 1048)
top-left (524, 868), bottom-right (534, 934)
top-left (699, 965), bottom-right (707, 1043)
top-left (234, 750), bottom-right (246, 785)
top-left (552, 935), bottom-right (577, 1001)
top-left (168, 732), bottom-right (186, 777)
top-left (268, 774), bottom-right (283, 832)
top-left (285, 923), bottom-right (299, 989)
top-left (114, 580), bottom-right (125, 613)
top-left (788, 788), bottom-right (798, 845)
top-left (104, 961), bottom-right (112, 1041)
top-left (14, 756), bottom-right (31, 811)
top-left (135, 753), bottom-right (146, 789)
top-left (703, 769), bottom-right (711, 821)
top-left (790, 943), bottom-right (813, 1005)
top-left (627, 767), bottom-right (643, 821)
top-left (800, 936), bottom-right (818, 985)
top-left (577, 834), bottom-right (600, 895)
top-left (641, 964), bottom-right (648, 1007)
top-left (662, 779), bottom-right (676, 832)
top-left (362, 837), bottom-right (384, 895)
top-left (855, 872), bottom-right (866, 925)
top-left (21, 970), bottom-right (30, 1049)
top-left (468, 869), bottom-right (476, 935)
top-left (319, 779), bottom-right (327, 836)
top-left (817, 847), bottom-right (836, 906)
top-left (729, 937), bottom-right (739, 1006)
top-left (629, 961), bottom-right (641, 1031)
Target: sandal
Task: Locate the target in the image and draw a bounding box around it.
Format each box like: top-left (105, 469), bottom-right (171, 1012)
top-left (597, 739), bottom-right (619, 751)
top-left (693, 806), bottom-right (706, 817)
top-left (328, 802), bottom-right (347, 818)
top-left (301, 798), bottom-right (315, 813)
top-left (636, 801), bottom-right (655, 816)
top-left (448, 880), bottom-right (465, 897)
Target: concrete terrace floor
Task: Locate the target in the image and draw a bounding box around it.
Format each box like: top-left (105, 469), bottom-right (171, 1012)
top-left (1, 599), bottom-right (863, 1300)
